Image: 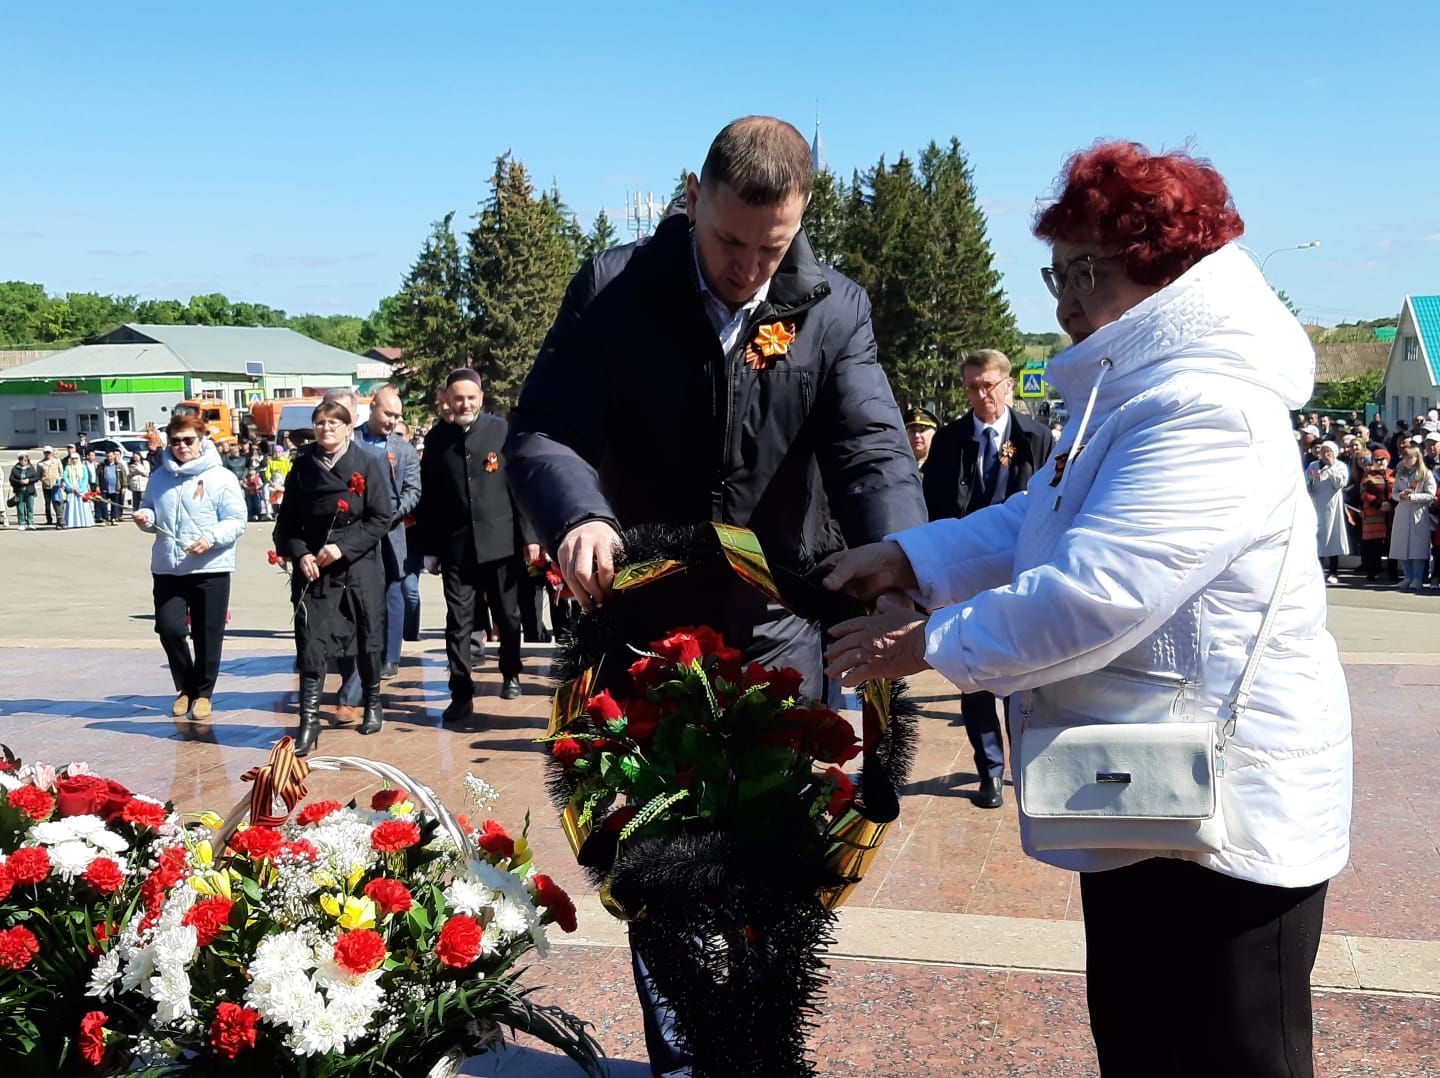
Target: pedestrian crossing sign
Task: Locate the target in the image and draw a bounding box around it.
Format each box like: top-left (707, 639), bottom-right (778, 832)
top-left (243, 389), bottom-right (264, 407)
top-left (1018, 368), bottom-right (1045, 399)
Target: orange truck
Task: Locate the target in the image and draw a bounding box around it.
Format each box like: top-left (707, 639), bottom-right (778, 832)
top-left (172, 400), bottom-right (237, 446)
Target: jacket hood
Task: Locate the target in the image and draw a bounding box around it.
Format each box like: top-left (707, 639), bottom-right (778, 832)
top-left (163, 439), bottom-right (223, 477)
top-left (1047, 243), bottom-right (1315, 418)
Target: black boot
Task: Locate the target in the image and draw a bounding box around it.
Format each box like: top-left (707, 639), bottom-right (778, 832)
top-left (359, 655), bottom-right (383, 735)
top-left (295, 674), bottom-right (322, 756)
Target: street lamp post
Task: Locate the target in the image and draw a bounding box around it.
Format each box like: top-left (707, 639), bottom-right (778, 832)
top-left (1260, 240), bottom-right (1321, 276)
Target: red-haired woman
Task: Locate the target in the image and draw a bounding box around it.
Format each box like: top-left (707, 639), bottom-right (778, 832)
top-left (823, 142), bottom-right (1350, 1076)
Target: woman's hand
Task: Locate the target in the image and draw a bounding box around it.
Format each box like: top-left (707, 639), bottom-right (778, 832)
top-left (299, 554), bottom-right (320, 582)
top-left (131, 509), bottom-right (152, 531)
top-left (315, 543), bottom-right (343, 567)
top-left (186, 536), bottom-right (212, 555)
top-left (823, 593), bottom-right (931, 687)
top-left (821, 540), bottom-right (919, 603)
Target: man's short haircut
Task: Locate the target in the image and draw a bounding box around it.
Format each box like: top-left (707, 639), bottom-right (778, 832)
top-left (372, 383), bottom-right (401, 407)
top-left (960, 349), bottom-right (1012, 379)
top-left (324, 388), bottom-right (359, 412)
top-left (700, 116), bottom-right (813, 206)
top-left (312, 399), bottom-right (352, 426)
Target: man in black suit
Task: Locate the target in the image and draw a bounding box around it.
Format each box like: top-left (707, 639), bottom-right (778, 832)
top-left (418, 368), bottom-right (539, 723)
top-left (922, 349), bottom-right (1054, 809)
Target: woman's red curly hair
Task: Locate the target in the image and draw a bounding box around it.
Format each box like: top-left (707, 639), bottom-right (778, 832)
top-left (1033, 141), bottom-right (1244, 287)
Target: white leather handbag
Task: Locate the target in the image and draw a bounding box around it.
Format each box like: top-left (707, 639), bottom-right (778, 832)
top-left (1017, 503), bottom-right (1303, 853)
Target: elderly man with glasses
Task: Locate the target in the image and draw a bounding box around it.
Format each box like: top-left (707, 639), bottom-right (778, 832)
top-left (919, 348), bottom-right (1054, 808)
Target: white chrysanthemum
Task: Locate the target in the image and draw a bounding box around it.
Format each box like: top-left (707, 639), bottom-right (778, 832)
top-left (151, 924), bottom-right (199, 974)
top-left (289, 1009), bottom-right (352, 1057)
top-left (49, 840), bottom-right (98, 879)
top-left (463, 773), bottom-right (499, 812)
top-left (249, 929), bottom-right (318, 983)
top-left (32, 816), bottom-right (95, 844)
top-left (0, 771), bottom-right (19, 792)
top-left (149, 966), bottom-right (194, 1024)
top-left (87, 828), bottom-right (129, 854)
top-left (87, 948), bottom-right (122, 998)
top-left (442, 877), bottom-right (494, 918)
top-left (491, 897), bottom-right (533, 938)
top-left (324, 970), bottom-right (384, 1021)
top-left (156, 885), bottom-right (198, 930)
top-left (247, 969), bottom-right (323, 1030)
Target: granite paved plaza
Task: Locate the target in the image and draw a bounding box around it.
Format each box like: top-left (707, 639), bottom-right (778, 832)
top-left (2, 523), bottom-right (1438, 1076)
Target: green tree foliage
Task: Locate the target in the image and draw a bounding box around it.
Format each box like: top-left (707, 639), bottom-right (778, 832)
top-left (358, 294), bottom-right (402, 350)
top-left (582, 209), bottom-right (620, 261)
top-left (1311, 371), bottom-right (1384, 411)
top-left (465, 154), bottom-right (581, 413)
top-left (802, 170), bottom-right (846, 266)
top-left (390, 212), bottom-right (467, 410)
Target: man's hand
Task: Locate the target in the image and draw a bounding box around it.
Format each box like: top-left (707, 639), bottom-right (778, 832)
top-left (821, 540), bottom-right (919, 603)
top-left (525, 543), bottom-right (543, 566)
top-left (315, 543), bottom-right (343, 568)
top-left (558, 520), bottom-right (622, 612)
top-left (823, 593), bottom-right (930, 687)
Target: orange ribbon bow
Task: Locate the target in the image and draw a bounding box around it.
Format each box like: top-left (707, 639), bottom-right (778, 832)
top-left (746, 321), bottom-right (797, 371)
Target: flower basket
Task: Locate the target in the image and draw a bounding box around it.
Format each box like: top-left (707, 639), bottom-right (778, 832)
top-left (542, 523), bottom-right (918, 1076)
top-left (89, 739), bottom-right (603, 1076)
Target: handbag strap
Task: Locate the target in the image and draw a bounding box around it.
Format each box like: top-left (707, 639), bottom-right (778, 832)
top-left (1220, 496), bottom-right (1305, 748)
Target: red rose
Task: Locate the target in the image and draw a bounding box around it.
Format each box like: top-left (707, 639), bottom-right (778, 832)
top-left (79, 1010), bottom-right (107, 1067)
top-left (0, 925), bottom-right (40, 970)
top-left (624, 696), bottom-right (662, 742)
top-left (348, 472), bottom-right (366, 495)
top-left (651, 630), bottom-right (703, 668)
top-left (182, 896), bottom-right (234, 948)
top-left (121, 798), bottom-right (168, 829)
top-left (475, 819), bottom-right (515, 861)
top-left (230, 826), bottom-right (285, 860)
top-left (282, 839), bottom-right (318, 862)
top-left (551, 737), bottom-right (585, 766)
top-left (370, 819), bottom-right (421, 853)
top-left (585, 691), bottom-right (623, 724)
top-left (336, 498), bottom-right (351, 513)
top-left (267, 549), bottom-right (281, 565)
top-left (809, 712), bottom-right (862, 764)
top-left (370, 788), bottom-right (410, 812)
top-left (601, 805), bottom-right (638, 835)
top-left (823, 767), bottom-right (857, 816)
top-left (333, 928), bottom-right (387, 975)
top-left (83, 857), bottom-right (125, 896)
top-left (7, 846), bottom-right (51, 886)
top-left (363, 877), bottom-right (413, 915)
top-left (531, 874), bottom-right (578, 933)
top-left (745, 663), bottom-right (805, 702)
top-left (435, 914), bottom-right (483, 968)
top-left (54, 774), bottom-right (132, 822)
top-left (5, 785), bottom-right (54, 822)
top-left (628, 655), bottom-right (667, 693)
top-left (0, 864), bottom-right (12, 903)
top-left (209, 1002), bottom-right (260, 1061)
top-left (296, 800), bottom-right (344, 826)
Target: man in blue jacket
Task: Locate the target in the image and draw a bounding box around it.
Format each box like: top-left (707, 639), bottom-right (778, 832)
top-left (506, 115), bottom-right (926, 1076)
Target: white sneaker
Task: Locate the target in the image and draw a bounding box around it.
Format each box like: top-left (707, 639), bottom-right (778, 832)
top-left (1326, 574), bottom-right (1339, 584)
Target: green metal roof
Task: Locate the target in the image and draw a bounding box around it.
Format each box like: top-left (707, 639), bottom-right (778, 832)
top-left (1412, 296), bottom-right (1440, 384)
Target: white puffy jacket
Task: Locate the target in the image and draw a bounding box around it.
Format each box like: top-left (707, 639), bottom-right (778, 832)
top-left (893, 243), bottom-right (1352, 887)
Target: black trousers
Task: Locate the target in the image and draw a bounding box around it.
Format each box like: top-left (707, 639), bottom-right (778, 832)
top-left (1080, 857), bottom-right (1328, 1078)
top-left (153, 572), bottom-right (231, 698)
top-left (960, 691), bottom-right (1007, 781)
top-left (42, 486), bottom-right (56, 524)
top-left (442, 557), bottom-right (522, 697)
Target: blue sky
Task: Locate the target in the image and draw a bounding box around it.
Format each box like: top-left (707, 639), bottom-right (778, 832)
top-left (3, 1), bottom-right (1436, 333)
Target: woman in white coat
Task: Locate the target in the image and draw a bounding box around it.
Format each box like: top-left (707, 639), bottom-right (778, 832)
top-left (1307, 440), bottom-right (1350, 582)
top-left (1388, 444), bottom-right (1435, 589)
top-left (822, 142), bottom-right (1350, 1078)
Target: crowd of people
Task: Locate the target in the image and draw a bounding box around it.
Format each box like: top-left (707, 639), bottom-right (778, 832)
top-left (1298, 408), bottom-right (1440, 587)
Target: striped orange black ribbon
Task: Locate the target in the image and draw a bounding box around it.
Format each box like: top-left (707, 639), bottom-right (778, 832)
top-left (240, 736), bottom-right (311, 828)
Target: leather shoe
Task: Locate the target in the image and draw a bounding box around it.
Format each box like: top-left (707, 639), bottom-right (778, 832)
top-left (171, 693), bottom-right (191, 718)
top-left (975, 777), bottom-right (1004, 809)
top-left (191, 697), bottom-right (212, 722)
top-left (380, 663), bottom-right (400, 680)
top-left (442, 698), bottom-right (474, 725)
top-left (500, 677), bottom-right (522, 701)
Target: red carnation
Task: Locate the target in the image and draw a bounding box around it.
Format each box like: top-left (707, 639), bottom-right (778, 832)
top-left (370, 819), bottom-right (421, 853)
top-left (333, 928), bottom-right (387, 975)
top-left (370, 788), bottom-right (410, 812)
top-left (531, 874), bottom-right (578, 932)
top-left (54, 774), bottom-right (132, 822)
top-left (121, 798), bottom-right (168, 829)
top-left (182, 896), bottom-right (234, 948)
top-left (282, 839), bottom-right (318, 862)
top-left (476, 819), bottom-right (515, 861)
top-left (209, 1002), bottom-right (260, 1061)
top-left (823, 767), bottom-right (857, 817)
top-left (363, 877), bottom-right (413, 915)
top-left (79, 1010), bottom-right (108, 1067)
top-left (585, 691), bottom-right (623, 724)
top-left (348, 472), bottom-right (367, 495)
top-left (435, 914), bottom-right (484, 968)
top-left (83, 857), bottom-right (125, 896)
top-left (651, 630), bottom-right (703, 668)
top-left (154, 846), bottom-right (189, 887)
top-left (6, 784), bottom-right (54, 822)
top-left (7, 846), bottom-right (51, 886)
top-left (267, 549), bottom-right (281, 565)
top-left (551, 737), bottom-right (585, 766)
top-left (229, 826), bottom-right (285, 861)
top-left (0, 925), bottom-right (40, 970)
top-left (336, 498), bottom-right (351, 513)
top-left (0, 864), bottom-right (12, 904)
top-left (297, 799), bottom-right (344, 826)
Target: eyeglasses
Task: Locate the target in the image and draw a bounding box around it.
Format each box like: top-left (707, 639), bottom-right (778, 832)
top-left (169, 436), bottom-right (198, 447)
top-left (965, 377), bottom-right (1012, 398)
top-left (1041, 254), bottom-right (1125, 300)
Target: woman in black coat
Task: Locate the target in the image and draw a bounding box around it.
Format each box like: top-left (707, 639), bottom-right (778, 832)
top-left (272, 399), bottom-right (394, 755)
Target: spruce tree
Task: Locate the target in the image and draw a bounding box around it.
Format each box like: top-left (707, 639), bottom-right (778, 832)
top-left (391, 212), bottom-right (466, 410)
top-left (582, 209), bottom-right (620, 260)
top-left (803, 170), bottom-right (846, 266)
top-left (465, 154), bottom-right (581, 414)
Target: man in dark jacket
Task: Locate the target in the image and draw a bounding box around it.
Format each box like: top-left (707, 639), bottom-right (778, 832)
top-left (359, 385), bottom-right (422, 679)
top-left (922, 348), bottom-right (1054, 809)
top-left (506, 116), bottom-right (926, 1076)
top-left (419, 369), bottom-right (538, 722)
